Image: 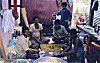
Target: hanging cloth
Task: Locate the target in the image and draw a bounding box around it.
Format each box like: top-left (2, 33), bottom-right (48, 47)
top-left (1, 9), bottom-right (15, 33)
top-left (2, 0), bottom-right (9, 9)
top-left (13, 0), bottom-right (18, 20)
top-left (13, 0), bottom-right (17, 13)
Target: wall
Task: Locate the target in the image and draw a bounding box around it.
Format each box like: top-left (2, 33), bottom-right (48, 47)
top-left (22, 0), bottom-right (73, 23)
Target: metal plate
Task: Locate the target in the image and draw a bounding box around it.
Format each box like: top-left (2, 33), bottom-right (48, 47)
top-left (12, 59), bottom-right (30, 63)
top-left (34, 57), bottom-right (68, 63)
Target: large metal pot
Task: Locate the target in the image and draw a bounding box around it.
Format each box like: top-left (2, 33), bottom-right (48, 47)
top-left (34, 57), bottom-right (68, 63)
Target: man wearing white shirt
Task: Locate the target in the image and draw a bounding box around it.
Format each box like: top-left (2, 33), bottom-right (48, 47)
top-left (15, 27), bottom-right (31, 58)
top-left (30, 16), bottom-right (43, 41)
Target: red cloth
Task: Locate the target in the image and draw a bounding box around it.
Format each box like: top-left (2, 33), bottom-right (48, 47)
top-left (14, 0), bottom-right (17, 14)
top-left (13, 0), bottom-right (17, 15)
top-left (13, 0), bottom-right (18, 20)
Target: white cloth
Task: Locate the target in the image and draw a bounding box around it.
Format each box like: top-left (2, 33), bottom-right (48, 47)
top-left (1, 9), bottom-right (15, 33)
top-left (30, 23), bottom-right (43, 38)
top-left (2, 0), bottom-right (9, 9)
top-left (0, 11), bottom-right (12, 53)
top-left (15, 35), bottom-right (31, 58)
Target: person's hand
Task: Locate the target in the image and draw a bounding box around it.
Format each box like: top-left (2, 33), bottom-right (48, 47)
top-left (65, 20), bottom-right (69, 22)
top-left (58, 36), bottom-right (61, 38)
top-left (29, 48), bottom-right (39, 52)
top-left (58, 36), bottom-right (63, 38)
top-left (66, 20), bottom-right (71, 26)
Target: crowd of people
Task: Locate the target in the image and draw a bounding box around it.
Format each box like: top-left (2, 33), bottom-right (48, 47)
top-left (0, 1), bottom-right (98, 63)
top-left (14, 16), bottom-right (100, 63)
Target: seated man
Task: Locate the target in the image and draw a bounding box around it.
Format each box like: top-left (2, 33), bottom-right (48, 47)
top-left (52, 19), bottom-right (69, 44)
top-left (15, 27), bottom-right (39, 59)
top-left (66, 29), bottom-right (85, 63)
top-left (29, 16), bottom-right (49, 44)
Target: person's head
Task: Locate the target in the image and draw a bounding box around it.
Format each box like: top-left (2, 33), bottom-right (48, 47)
top-left (70, 29), bottom-right (77, 37)
top-left (79, 14), bottom-right (83, 18)
top-left (61, 2), bottom-right (67, 9)
top-left (79, 15), bottom-right (84, 22)
top-left (54, 19), bottom-right (61, 30)
top-left (54, 19), bottom-right (61, 26)
top-left (32, 16), bottom-right (40, 24)
top-left (22, 27), bottom-right (30, 38)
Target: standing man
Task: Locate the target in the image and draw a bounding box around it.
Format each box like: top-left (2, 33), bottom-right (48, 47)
top-left (59, 2), bottom-right (72, 32)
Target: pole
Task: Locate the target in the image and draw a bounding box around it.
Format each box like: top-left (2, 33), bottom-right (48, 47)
top-left (0, 34), bottom-right (7, 62)
top-left (88, 0), bottom-right (94, 26)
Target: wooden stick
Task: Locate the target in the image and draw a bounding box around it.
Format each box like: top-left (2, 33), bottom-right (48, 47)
top-left (0, 34), bottom-right (7, 62)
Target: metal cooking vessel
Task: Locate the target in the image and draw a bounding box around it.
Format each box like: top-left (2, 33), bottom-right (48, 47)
top-left (34, 57), bottom-right (68, 63)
